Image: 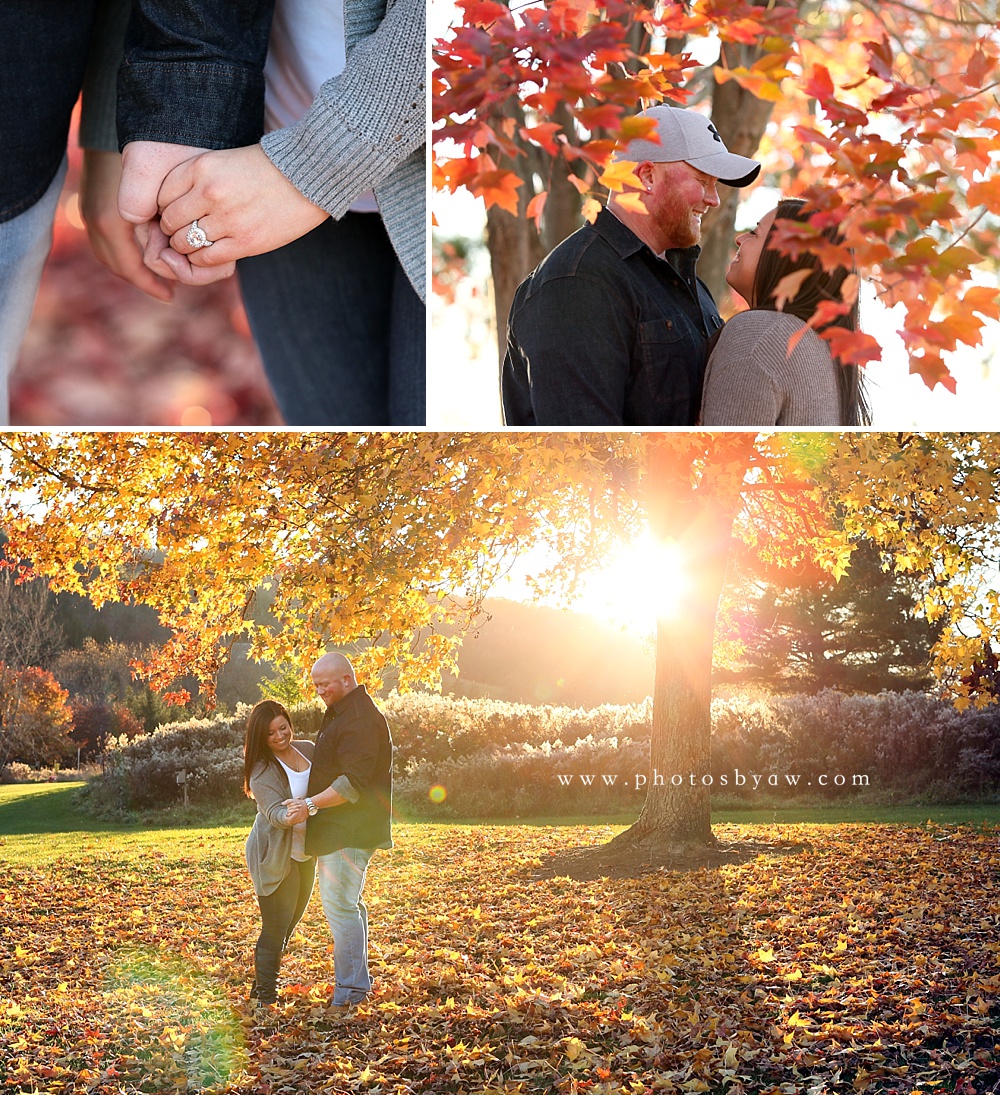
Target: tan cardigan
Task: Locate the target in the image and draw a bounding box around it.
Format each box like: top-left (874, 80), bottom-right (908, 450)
top-left (245, 740), bottom-right (315, 897)
top-left (700, 309), bottom-right (844, 427)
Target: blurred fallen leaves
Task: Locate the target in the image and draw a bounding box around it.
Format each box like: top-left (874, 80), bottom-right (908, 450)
top-left (2, 821), bottom-right (999, 1093)
top-left (10, 132), bottom-right (283, 428)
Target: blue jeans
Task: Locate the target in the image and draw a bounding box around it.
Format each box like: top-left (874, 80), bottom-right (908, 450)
top-left (316, 847), bottom-right (374, 1005)
top-left (0, 158), bottom-right (67, 427)
top-left (237, 212), bottom-right (426, 426)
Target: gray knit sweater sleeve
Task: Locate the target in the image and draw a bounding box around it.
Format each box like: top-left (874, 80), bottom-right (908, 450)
top-left (259, 0), bottom-right (425, 221)
top-left (699, 309), bottom-right (844, 427)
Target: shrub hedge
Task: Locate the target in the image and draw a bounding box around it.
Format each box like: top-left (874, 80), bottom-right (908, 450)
top-left (79, 689), bottom-right (1000, 817)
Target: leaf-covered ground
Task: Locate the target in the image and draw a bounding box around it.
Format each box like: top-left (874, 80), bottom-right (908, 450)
top-left (11, 123), bottom-right (283, 428)
top-left (2, 820), bottom-right (999, 1094)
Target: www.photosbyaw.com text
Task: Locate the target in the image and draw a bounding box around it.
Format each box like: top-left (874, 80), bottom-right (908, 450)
top-left (556, 770), bottom-right (871, 791)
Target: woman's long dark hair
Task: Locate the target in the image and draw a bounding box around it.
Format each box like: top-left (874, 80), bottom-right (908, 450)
top-left (243, 699), bottom-right (294, 797)
top-left (751, 198), bottom-right (872, 426)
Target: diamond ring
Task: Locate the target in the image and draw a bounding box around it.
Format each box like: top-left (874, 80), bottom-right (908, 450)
top-left (186, 220), bottom-right (214, 249)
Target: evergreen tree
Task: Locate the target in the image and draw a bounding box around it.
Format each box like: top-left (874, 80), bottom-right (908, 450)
top-left (722, 539), bottom-right (943, 693)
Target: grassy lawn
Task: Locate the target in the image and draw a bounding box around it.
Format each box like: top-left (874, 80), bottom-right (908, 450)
top-left (2, 783), bottom-right (999, 1093)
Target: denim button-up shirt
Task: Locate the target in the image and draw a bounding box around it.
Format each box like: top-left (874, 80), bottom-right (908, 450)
top-left (0, 0), bottom-right (100, 222)
top-left (502, 208), bottom-right (723, 426)
top-left (117, 0), bottom-right (278, 150)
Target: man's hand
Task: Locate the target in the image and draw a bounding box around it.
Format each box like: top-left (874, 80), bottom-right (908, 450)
top-left (156, 144), bottom-right (329, 272)
top-left (118, 140), bottom-right (237, 285)
top-left (79, 149), bottom-right (174, 302)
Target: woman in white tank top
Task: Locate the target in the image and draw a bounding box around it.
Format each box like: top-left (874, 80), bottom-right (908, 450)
top-left (243, 699), bottom-right (316, 1012)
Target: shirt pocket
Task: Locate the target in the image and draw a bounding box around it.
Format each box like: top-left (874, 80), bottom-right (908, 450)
top-left (636, 317), bottom-right (698, 409)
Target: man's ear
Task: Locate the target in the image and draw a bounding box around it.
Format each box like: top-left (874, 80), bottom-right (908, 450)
top-left (636, 161), bottom-right (656, 192)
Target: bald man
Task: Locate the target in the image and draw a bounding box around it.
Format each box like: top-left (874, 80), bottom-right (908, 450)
top-left (301, 652), bottom-right (393, 1013)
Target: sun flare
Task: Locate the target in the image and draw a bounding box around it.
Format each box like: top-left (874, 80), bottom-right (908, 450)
top-left (576, 530), bottom-right (691, 634)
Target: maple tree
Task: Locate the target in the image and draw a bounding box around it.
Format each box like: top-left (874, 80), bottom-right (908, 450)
top-left (0, 665), bottom-right (74, 768)
top-left (0, 432), bottom-right (998, 858)
top-left (433, 0), bottom-right (1000, 389)
top-left (0, 563), bottom-right (66, 768)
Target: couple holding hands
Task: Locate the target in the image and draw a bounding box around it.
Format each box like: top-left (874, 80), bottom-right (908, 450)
top-left (2, 0), bottom-right (425, 427)
top-left (242, 653), bottom-right (394, 1015)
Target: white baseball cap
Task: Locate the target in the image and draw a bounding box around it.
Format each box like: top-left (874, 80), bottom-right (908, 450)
top-left (614, 105), bottom-right (761, 187)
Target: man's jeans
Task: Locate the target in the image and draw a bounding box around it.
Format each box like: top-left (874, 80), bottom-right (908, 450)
top-left (0, 158), bottom-right (67, 427)
top-left (317, 847), bottom-right (374, 1005)
top-left (237, 212), bottom-right (426, 426)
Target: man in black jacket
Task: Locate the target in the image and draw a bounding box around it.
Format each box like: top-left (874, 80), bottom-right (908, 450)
top-left (300, 652), bottom-right (392, 1012)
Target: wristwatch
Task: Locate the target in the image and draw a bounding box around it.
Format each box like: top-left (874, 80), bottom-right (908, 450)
top-left (305, 797), bottom-right (318, 816)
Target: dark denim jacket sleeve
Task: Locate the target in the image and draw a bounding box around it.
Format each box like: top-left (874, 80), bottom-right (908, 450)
top-left (116, 0), bottom-right (276, 150)
top-left (503, 274), bottom-right (634, 426)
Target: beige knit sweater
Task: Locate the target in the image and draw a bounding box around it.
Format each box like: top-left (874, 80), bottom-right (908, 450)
top-left (246, 740), bottom-right (316, 897)
top-left (700, 309), bottom-right (844, 427)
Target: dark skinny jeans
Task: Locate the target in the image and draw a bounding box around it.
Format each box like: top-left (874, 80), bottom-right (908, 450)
top-left (253, 857), bottom-right (316, 1003)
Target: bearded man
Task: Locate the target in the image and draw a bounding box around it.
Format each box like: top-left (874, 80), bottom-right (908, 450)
top-left (501, 105), bottom-right (760, 427)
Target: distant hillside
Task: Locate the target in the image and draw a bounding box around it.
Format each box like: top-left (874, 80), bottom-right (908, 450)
top-left (49, 588), bottom-right (655, 710)
top-left (451, 598), bottom-right (654, 707)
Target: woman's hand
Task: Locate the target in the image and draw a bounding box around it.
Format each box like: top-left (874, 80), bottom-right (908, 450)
top-left (150, 145), bottom-right (329, 281)
top-left (282, 798), bottom-right (308, 824)
top-left (118, 140), bottom-right (237, 286)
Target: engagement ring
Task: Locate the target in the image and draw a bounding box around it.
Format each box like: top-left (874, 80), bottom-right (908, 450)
top-left (186, 220), bottom-right (214, 249)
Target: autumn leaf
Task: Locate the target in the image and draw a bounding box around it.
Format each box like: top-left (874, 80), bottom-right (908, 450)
top-left (966, 175), bottom-right (1000, 214)
top-left (526, 191), bottom-right (547, 230)
top-left (614, 193), bottom-right (648, 215)
top-left (964, 45), bottom-right (993, 88)
top-left (772, 269), bottom-right (811, 311)
top-left (581, 197), bottom-right (602, 223)
top-left (519, 122), bottom-right (563, 155)
top-left (6, 804), bottom-right (1000, 1095)
top-left (598, 159), bottom-right (643, 192)
top-left (469, 169), bottom-right (523, 215)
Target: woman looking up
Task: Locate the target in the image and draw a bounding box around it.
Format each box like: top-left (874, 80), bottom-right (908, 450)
top-left (700, 197), bottom-right (871, 427)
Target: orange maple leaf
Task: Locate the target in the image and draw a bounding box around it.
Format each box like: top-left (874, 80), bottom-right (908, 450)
top-left (470, 169), bottom-right (523, 215)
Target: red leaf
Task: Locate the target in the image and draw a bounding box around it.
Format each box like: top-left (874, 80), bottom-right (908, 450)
top-left (526, 191), bottom-right (547, 230)
top-left (964, 46), bottom-right (993, 89)
top-left (455, 0), bottom-right (509, 26)
top-left (576, 103), bottom-right (625, 131)
top-left (470, 169), bottom-right (523, 215)
top-left (865, 37), bottom-right (894, 82)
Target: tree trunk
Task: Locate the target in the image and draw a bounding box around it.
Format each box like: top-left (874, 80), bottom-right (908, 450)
top-left (700, 0), bottom-right (811, 304)
top-left (700, 80), bottom-right (775, 307)
top-left (486, 205), bottom-right (545, 361)
top-left (611, 435), bottom-right (756, 855)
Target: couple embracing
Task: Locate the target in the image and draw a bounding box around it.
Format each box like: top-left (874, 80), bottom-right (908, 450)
top-left (502, 105), bottom-right (871, 428)
top-left (242, 653), bottom-right (393, 1016)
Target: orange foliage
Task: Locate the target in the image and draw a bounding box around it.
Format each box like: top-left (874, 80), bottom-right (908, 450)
top-left (434, 0), bottom-right (1000, 389)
